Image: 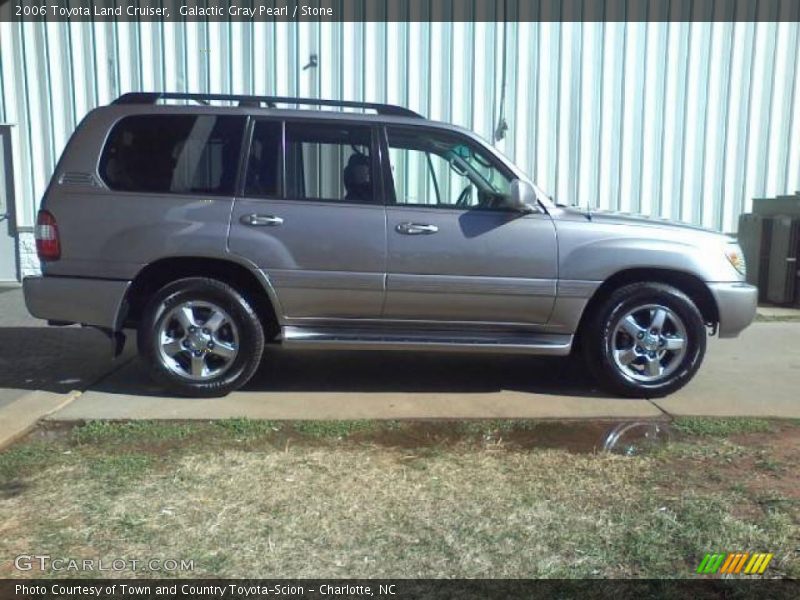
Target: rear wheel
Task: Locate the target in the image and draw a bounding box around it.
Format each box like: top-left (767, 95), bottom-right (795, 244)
top-left (582, 282), bottom-right (707, 398)
top-left (138, 278), bottom-right (265, 397)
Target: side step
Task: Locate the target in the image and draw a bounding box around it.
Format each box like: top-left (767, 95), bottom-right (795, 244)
top-left (281, 326), bottom-right (573, 356)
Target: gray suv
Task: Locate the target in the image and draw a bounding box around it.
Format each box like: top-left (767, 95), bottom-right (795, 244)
top-left (24, 92), bottom-right (757, 398)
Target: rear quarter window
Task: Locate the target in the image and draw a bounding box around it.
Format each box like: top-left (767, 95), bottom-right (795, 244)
top-left (99, 115), bottom-right (245, 196)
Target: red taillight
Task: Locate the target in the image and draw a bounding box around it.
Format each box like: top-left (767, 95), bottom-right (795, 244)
top-left (35, 210), bottom-right (61, 261)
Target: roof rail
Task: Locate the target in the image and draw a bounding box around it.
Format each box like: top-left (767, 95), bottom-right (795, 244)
top-left (112, 92), bottom-right (423, 118)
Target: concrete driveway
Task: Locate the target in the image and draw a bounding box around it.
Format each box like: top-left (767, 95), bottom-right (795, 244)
top-left (0, 286), bottom-right (798, 446)
top-left (0, 286), bottom-right (136, 448)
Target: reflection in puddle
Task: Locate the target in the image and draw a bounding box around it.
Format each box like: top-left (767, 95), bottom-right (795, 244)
top-left (602, 421), bottom-right (671, 455)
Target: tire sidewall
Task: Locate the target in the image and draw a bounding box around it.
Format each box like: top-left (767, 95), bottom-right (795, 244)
top-left (139, 279), bottom-right (264, 396)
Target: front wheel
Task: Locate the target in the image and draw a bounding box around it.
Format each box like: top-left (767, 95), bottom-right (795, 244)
top-left (138, 278), bottom-right (265, 397)
top-left (582, 282), bottom-right (707, 398)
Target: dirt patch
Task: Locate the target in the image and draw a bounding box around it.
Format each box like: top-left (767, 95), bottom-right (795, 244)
top-left (731, 426), bottom-right (800, 502)
top-left (656, 423), bottom-right (800, 522)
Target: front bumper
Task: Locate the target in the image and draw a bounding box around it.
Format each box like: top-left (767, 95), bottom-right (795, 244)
top-left (708, 282), bottom-right (758, 338)
top-left (23, 276), bottom-right (131, 331)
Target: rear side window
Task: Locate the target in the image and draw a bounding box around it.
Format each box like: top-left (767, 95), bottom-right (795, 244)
top-left (100, 115), bottom-right (245, 196)
top-left (285, 122), bottom-right (377, 203)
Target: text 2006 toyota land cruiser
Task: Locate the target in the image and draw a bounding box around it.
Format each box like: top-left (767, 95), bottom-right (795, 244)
top-left (24, 92), bottom-right (757, 397)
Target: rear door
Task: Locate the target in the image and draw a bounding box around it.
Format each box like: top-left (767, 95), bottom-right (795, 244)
top-left (228, 119), bottom-right (386, 321)
top-left (382, 125), bottom-right (558, 325)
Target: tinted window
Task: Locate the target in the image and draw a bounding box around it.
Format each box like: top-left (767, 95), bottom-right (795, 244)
top-left (244, 120), bottom-right (282, 198)
top-left (100, 115), bottom-right (245, 195)
top-left (285, 122), bottom-right (376, 203)
top-left (387, 127), bottom-right (512, 209)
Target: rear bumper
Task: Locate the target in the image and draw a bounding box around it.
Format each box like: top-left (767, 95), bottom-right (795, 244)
top-left (23, 276), bottom-right (131, 331)
top-left (708, 282), bottom-right (758, 338)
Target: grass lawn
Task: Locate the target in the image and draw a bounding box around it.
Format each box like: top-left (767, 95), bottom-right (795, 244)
top-left (0, 418), bottom-right (798, 579)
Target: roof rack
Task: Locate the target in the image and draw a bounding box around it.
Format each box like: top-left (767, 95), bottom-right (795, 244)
top-left (112, 92), bottom-right (423, 118)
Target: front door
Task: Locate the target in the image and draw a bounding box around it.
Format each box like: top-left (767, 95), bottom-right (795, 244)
top-left (228, 119), bottom-right (386, 321)
top-left (382, 126), bottom-right (558, 325)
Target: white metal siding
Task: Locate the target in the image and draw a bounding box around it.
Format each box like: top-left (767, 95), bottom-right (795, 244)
top-left (1, 19), bottom-right (799, 235)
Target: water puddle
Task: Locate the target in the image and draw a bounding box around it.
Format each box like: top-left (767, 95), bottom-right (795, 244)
top-left (350, 420), bottom-right (673, 455)
top-left (32, 419), bottom-right (673, 456)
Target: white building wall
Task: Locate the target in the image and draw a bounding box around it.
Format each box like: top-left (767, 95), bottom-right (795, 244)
top-left (1, 19), bottom-right (799, 277)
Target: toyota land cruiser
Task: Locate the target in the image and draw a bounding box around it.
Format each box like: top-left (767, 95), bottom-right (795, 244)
top-left (23, 92), bottom-right (757, 397)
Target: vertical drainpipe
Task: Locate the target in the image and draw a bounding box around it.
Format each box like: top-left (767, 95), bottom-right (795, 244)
top-left (494, 1), bottom-right (509, 144)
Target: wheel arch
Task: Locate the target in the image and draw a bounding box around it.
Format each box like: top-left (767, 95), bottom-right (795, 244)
top-left (577, 268), bottom-right (720, 337)
top-left (122, 256), bottom-right (281, 337)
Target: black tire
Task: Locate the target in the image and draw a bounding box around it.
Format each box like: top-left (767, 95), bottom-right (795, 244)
top-left (581, 282), bottom-right (707, 398)
top-left (137, 277), bottom-right (265, 397)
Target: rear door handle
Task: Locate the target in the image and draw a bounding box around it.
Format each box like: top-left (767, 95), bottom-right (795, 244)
top-left (241, 214), bottom-right (283, 227)
top-left (396, 222), bottom-right (438, 235)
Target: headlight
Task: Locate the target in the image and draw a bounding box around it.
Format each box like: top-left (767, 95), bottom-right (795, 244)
top-left (724, 244), bottom-right (746, 277)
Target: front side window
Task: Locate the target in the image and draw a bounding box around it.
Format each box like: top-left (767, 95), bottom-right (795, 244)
top-left (285, 122), bottom-right (376, 203)
top-left (100, 115), bottom-right (245, 196)
top-left (386, 127), bottom-right (512, 209)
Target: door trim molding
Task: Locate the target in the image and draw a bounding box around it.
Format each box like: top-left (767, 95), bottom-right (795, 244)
top-left (387, 273), bottom-right (557, 296)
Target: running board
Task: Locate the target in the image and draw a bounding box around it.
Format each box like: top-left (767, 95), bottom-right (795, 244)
top-left (281, 326), bottom-right (573, 356)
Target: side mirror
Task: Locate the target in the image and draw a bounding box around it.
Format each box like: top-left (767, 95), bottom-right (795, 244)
top-left (508, 179), bottom-right (536, 213)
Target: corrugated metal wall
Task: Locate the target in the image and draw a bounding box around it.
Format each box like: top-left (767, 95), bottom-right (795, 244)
top-left (2, 19), bottom-right (800, 234)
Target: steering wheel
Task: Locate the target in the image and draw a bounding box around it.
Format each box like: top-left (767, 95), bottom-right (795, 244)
top-left (471, 152), bottom-right (493, 168)
top-left (455, 185), bottom-right (473, 207)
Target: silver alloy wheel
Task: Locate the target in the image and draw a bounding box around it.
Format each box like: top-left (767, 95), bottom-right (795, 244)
top-left (609, 303), bottom-right (688, 383)
top-left (157, 301), bottom-right (239, 381)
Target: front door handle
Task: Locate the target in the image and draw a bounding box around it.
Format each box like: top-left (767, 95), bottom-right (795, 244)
top-left (241, 214), bottom-right (283, 227)
top-left (396, 222), bottom-right (439, 235)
